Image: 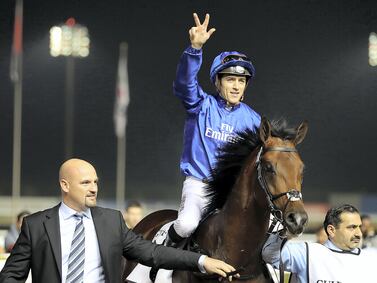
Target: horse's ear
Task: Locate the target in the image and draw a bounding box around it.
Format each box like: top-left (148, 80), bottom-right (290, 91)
top-left (294, 121), bottom-right (308, 145)
top-left (259, 117), bottom-right (271, 144)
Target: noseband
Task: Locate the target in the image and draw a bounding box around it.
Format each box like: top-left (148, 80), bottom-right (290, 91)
top-left (256, 146), bottom-right (303, 223)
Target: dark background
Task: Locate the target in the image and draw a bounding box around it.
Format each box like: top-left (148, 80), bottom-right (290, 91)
top-left (0, 0), bottom-right (376, 202)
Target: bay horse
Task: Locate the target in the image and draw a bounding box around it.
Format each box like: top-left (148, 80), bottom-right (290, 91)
top-left (124, 117), bottom-right (309, 282)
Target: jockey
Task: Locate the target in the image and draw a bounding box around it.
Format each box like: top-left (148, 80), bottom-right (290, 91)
top-left (167, 12), bottom-right (261, 246)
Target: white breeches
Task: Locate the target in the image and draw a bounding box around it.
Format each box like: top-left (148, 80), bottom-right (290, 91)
top-left (173, 176), bottom-right (209, 238)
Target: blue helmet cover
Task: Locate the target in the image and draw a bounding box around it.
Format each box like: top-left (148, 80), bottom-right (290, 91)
top-left (210, 51), bottom-right (256, 84)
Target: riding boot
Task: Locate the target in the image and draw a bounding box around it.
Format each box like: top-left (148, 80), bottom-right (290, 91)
top-left (164, 224), bottom-right (185, 248)
top-left (149, 225), bottom-right (185, 282)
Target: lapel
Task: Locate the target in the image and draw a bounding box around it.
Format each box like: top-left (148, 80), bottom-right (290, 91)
top-left (91, 207), bottom-right (110, 278)
top-left (43, 204), bottom-right (62, 279)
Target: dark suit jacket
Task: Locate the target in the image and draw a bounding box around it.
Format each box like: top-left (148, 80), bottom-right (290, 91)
top-left (0, 204), bottom-right (200, 283)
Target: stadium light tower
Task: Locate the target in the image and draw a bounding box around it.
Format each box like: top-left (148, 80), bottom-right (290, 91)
top-left (49, 18), bottom-right (90, 158)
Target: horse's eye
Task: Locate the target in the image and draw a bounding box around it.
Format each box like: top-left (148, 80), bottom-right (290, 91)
top-left (263, 162), bottom-right (276, 174)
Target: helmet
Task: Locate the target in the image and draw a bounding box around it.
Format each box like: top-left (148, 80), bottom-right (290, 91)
top-left (209, 51), bottom-right (255, 84)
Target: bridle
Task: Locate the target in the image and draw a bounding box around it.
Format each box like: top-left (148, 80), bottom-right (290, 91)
top-left (255, 146), bottom-right (303, 225)
top-left (255, 145), bottom-right (306, 283)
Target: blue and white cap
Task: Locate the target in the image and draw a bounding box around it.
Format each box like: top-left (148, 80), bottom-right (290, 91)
top-left (210, 51), bottom-right (255, 84)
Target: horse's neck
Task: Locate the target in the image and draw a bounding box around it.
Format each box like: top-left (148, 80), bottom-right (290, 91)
top-left (218, 156), bottom-right (270, 251)
top-left (199, 166), bottom-right (270, 277)
top-left (194, 153), bottom-right (271, 278)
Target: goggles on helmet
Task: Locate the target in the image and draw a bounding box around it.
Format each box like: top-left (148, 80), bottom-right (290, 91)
top-left (218, 66), bottom-right (251, 77)
top-left (221, 54), bottom-right (252, 65)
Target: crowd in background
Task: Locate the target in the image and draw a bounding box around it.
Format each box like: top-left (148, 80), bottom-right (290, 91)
top-left (3, 206), bottom-right (377, 254)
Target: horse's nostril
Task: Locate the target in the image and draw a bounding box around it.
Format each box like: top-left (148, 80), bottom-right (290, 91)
top-left (286, 212), bottom-right (297, 225)
top-left (286, 212), bottom-right (308, 227)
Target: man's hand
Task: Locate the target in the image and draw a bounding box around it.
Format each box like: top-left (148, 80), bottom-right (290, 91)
top-left (203, 256), bottom-right (239, 282)
top-left (189, 13), bottom-right (216, 50)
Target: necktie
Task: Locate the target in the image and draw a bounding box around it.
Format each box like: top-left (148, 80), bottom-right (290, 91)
top-left (66, 213), bottom-right (85, 283)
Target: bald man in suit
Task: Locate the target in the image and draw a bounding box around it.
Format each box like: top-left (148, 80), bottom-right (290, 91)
top-left (0, 158), bottom-right (236, 283)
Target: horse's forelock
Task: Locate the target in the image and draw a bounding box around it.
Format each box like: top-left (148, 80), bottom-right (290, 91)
top-left (270, 119), bottom-right (298, 141)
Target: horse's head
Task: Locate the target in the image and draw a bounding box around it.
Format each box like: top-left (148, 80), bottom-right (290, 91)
top-left (257, 117), bottom-right (308, 236)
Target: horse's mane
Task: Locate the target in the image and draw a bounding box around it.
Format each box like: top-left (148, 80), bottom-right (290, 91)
top-left (203, 119), bottom-right (298, 217)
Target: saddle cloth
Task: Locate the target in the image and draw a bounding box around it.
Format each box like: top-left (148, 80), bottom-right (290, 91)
top-left (126, 221), bottom-right (174, 283)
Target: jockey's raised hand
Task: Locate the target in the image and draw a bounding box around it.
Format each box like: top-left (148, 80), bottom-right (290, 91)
top-left (190, 13), bottom-right (216, 50)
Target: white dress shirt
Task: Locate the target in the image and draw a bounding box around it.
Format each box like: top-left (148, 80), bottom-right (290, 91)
top-left (59, 202), bottom-right (105, 283)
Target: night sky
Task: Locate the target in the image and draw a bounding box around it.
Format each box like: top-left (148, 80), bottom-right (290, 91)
top-left (0, 0), bottom-right (377, 201)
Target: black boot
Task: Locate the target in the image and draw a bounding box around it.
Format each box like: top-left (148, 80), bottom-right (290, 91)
top-left (164, 225), bottom-right (185, 248)
top-left (149, 225), bottom-right (185, 282)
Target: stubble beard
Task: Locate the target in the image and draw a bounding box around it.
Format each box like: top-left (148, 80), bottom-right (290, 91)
top-left (85, 198), bottom-right (97, 208)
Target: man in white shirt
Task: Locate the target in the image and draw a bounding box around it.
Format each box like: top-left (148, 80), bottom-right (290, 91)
top-left (262, 204), bottom-right (376, 283)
